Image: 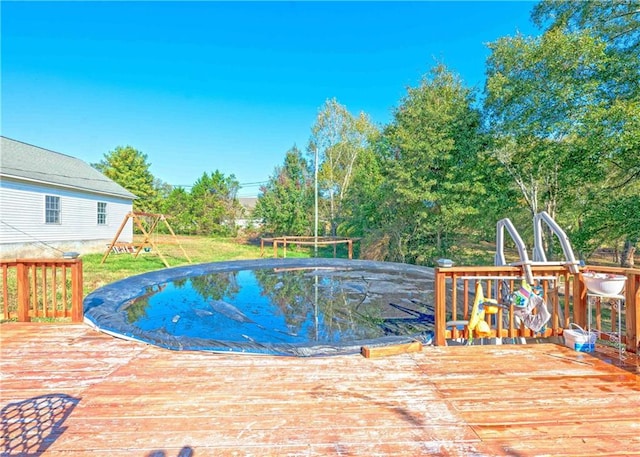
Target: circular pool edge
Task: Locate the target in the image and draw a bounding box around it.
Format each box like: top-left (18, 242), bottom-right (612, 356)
top-left (83, 258), bottom-right (435, 356)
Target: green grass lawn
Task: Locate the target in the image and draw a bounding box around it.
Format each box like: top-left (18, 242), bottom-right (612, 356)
top-left (82, 235), bottom-right (342, 295)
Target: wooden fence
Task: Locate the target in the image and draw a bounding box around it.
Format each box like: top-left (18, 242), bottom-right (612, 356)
top-left (260, 236), bottom-right (359, 259)
top-left (434, 264), bottom-right (640, 353)
top-left (1, 258), bottom-right (83, 322)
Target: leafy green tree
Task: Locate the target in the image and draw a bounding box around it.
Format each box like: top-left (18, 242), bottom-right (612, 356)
top-left (254, 146), bottom-right (313, 236)
top-left (533, 0), bottom-right (640, 55)
top-left (337, 132), bottom-right (404, 260)
top-left (484, 26), bottom-right (619, 259)
top-left (307, 98), bottom-right (377, 236)
top-left (93, 145), bottom-right (158, 212)
top-left (379, 65), bottom-right (486, 264)
top-left (339, 136), bottom-right (387, 236)
top-left (160, 187), bottom-right (194, 234)
top-left (153, 178), bottom-right (173, 207)
top-left (190, 171), bottom-right (241, 236)
top-left (531, 0), bottom-right (640, 266)
top-left (481, 1), bottom-right (639, 264)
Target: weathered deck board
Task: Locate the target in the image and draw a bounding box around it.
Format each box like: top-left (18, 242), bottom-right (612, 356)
top-left (1, 324), bottom-right (639, 456)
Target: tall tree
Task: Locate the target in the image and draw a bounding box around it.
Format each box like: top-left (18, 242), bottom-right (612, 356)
top-left (533, 0), bottom-right (640, 55)
top-left (254, 146), bottom-right (313, 236)
top-left (93, 145), bottom-right (158, 212)
top-left (340, 134), bottom-right (388, 236)
top-left (307, 98), bottom-right (376, 236)
top-left (338, 133), bottom-right (402, 260)
top-left (531, 1), bottom-right (639, 184)
top-left (380, 65), bottom-right (486, 264)
top-left (484, 27), bottom-right (616, 259)
top-left (189, 171), bottom-right (240, 236)
top-left (529, 0), bottom-right (640, 264)
top-left (160, 187), bottom-right (193, 234)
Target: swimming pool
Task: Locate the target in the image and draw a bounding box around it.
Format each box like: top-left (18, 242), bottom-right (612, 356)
top-left (84, 258), bottom-right (435, 356)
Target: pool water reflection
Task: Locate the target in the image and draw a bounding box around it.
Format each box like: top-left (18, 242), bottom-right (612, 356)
top-left (84, 259), bottom-right (435, 356)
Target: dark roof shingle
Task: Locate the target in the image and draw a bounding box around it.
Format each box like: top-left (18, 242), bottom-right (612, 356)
top-left (0, 136), bottom-right (136, 199)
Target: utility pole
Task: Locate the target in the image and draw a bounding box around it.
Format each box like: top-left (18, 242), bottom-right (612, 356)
top-left (314, 144), bottom-right (319, 257)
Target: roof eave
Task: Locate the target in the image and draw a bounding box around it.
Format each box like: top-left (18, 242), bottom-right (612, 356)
top-left (0, 173), bottom-right (137, 200)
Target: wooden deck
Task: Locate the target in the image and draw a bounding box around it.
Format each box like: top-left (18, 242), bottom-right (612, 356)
top-left (2, 324), bottom-right (640, 457)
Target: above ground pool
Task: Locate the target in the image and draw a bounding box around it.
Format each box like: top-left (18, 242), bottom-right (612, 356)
top-left (84, 258), bottom-right (435, 356)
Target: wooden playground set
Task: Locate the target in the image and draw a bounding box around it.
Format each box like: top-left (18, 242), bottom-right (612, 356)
top-left (100, 211), bottom-right (192, 268)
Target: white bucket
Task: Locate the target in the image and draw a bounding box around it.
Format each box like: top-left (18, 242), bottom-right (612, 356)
top-left (563, 323), bottom-right (596, 353)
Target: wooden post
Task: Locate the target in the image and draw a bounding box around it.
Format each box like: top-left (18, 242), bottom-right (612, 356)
top-left (273, 240), bottom-right (278, 258)
top-left (161, 216), bottom-right (192, 264)
top-left (101, 212), bottom-right (132, 264)
top-left (434, 268), bottom-right (447, 346)
top-left (132, 214), bottom-right (170, 268)
top-left (71, 259), bottom-right (84, 323)
top-left (348, 240), bottom-right (353, 259)
top-left (563, 273), bottom-right (572, 329)
top-left (16, 261), bottom-right (30, 322)
top-left (132, 214), bottom-right (151, 258)
top-left (626, 270), bottom-right (639, 353)
top-left (573, 272), bottom-right (587, 328)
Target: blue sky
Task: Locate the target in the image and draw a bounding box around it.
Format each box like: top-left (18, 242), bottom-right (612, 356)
top-left (2, 1), bottom-right (538, 197)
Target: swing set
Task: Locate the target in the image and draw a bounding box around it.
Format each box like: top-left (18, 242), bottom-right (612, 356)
top-left (101, 211), bottom-right (192, 268)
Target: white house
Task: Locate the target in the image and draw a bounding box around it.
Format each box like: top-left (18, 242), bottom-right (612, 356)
top-left (0, 136), bottom-right (136, 259)
top-left (237, 196), bottom-right (260, 229)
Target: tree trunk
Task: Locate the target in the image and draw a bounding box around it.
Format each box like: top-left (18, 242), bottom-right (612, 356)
top-left (621, 238), bottom-right (636, 268)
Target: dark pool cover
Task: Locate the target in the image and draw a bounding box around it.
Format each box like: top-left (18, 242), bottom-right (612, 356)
top-left (83, 258), bottom-right (435, 356)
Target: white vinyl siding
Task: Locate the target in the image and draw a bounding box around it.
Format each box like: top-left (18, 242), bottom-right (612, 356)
top-left (97, 202), bottom-right (107, 225)
top-left (0, 178), bottom-right (133, 244)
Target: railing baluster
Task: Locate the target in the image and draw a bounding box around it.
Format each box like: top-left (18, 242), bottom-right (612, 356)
top-left (462, 279), bottom-right (469, 319)
top-left (52, 266), bottom-right (58, 318)
top-left (1, 258), bottom-right (83, 322)
top-left (16, 262), bottom-right (29, 322)
top-left (451, 273), bottom-right (457, 322)
top-left (62, 264), bottom-right (68, 317)
top-left (30, 264), bottom-right (37, 317)
top-left (71, 260), bottom-right (83, 323)
top-left (2, 264), bottom-right (9, 318)
top-left (42, 263), bottom-right (48, 318)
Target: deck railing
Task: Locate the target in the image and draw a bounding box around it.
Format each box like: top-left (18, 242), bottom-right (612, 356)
top-left (434, 264), bottom-right (640, 353)
top-left (2, 255), bottom-right (638, 354)
top-left (1, 258), bottom-right (83, 322)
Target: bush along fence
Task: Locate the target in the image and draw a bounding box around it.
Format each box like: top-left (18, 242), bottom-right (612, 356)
top-left (1, 258), bottom-right (83, 322)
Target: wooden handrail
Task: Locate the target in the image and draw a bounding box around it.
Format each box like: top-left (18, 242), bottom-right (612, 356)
top-left (434, 264), bottom-right (639, 353)
top-left (260, 236), bottom-right (360, 259)
top-left (1, 258), bottom-right (83, 322)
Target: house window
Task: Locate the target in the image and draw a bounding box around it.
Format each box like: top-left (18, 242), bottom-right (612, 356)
top-left (45, 195), bottom-right (60, 224)
top-left (97, 202), bottom-right (107, 225)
